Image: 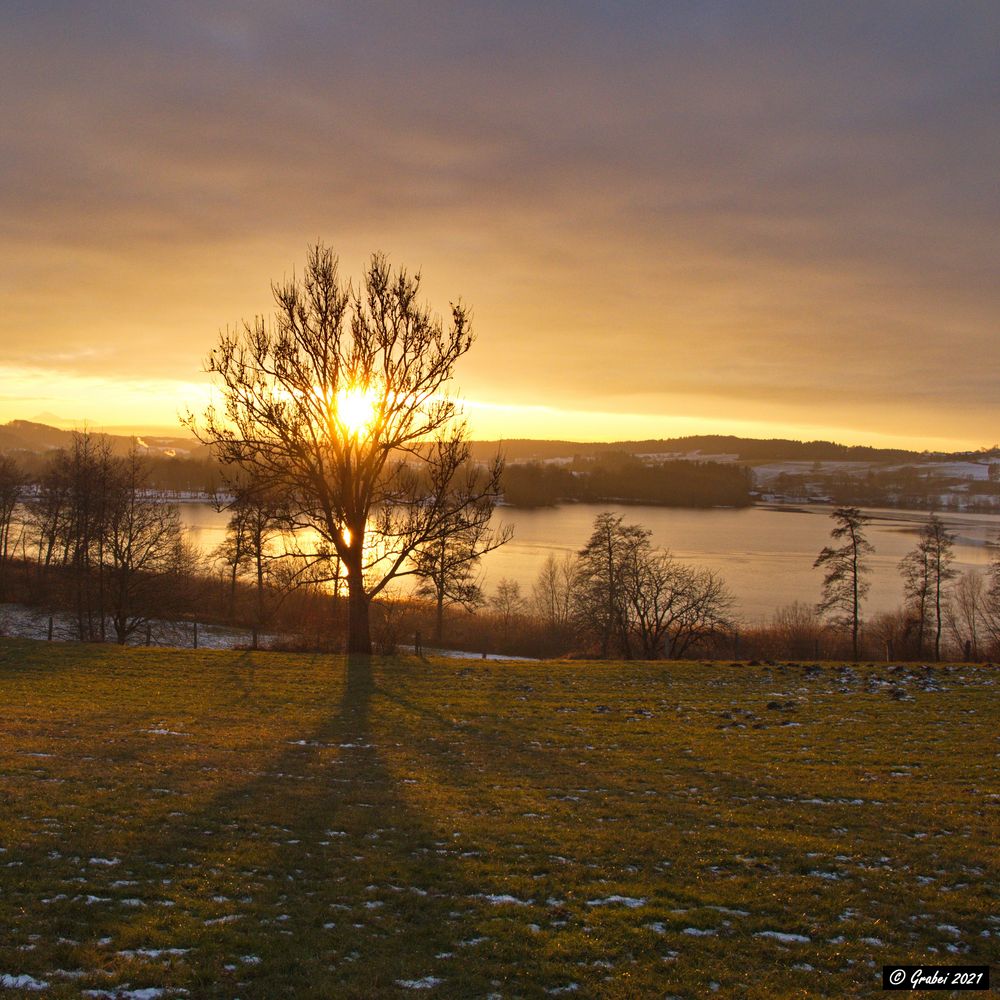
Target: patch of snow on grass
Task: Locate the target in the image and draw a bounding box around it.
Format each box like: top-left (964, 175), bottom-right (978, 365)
top-left (755, 930), bottom-right (811, 944)
top-left (119, 948), bottom-right (189, 959)
top-left (0, 974), bottom-right (49, 991)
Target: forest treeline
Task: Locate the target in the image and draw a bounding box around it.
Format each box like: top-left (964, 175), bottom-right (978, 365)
top-left (7, 440), bottom-right (753, 509)
top-left (467, 434), bottom-right (1000, 464)
top-left (11, 449), bottom-right (226, 495)
top-left (499, 454), bottom-right (752, 507)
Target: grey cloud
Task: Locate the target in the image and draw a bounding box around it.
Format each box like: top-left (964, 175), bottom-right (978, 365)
top-left (1, 1), bottom-right (997, 441)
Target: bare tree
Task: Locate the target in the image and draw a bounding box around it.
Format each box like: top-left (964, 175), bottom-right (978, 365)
top-left (869, 607), bottom-right (917, 662)
top-left (212, 491), bottom-right (255, 617)
top-left (947, 570), bottom-right (984, 661)
top-left (0, 454), bottom-right (25, 596)
top-left (26, 456), bottom-right (72, 570)
top-left (532, 552), bottom-right (576, 632)
top-left (190, 244), bottom-right (505, 656)
top-left (104, 447), bottom-right (184, 644)
top-left (814, 506), bottom-right (873, 660)
top-left (899, 541), bottom-right (932, 655)
top-left (212, 483), bottom-right (288, 648)
top-left (900, 514), bottom-right (956, 660)
top-left (913, 514), bottom-right (956, 661)
top-left (572, 512), bottom-right (733, 659)
top-left (770, 601), bottom-right (824, 659)
top-left (490, 578), bottom-right (527, 640)
top-left (574, 512), bottom-right (649, 658)
top-left (620, 546), bottom-right (734, 659)
top-left (983, 538), bottom-right (1000, 656)
top-left (413, 459), bottom-right (510, 644)
top-left (663, 566), bottom-right (735, 658)
top-left (618, 547), bottom-right (683, 658)
top-left (54, 432), bottom-right (116, 640)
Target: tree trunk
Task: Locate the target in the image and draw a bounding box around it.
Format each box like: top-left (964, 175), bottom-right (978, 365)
top-left (933, 573), bottom-right (942, 662)
top-left (255, 546), bottom-right (265, 645)
top-left (852, 549), bottom-right (860, 661)
top-left (97, 538), bottom-right (106, 642)
top-left (229, 563), bottom-right (238, 618)
top-left (435, 590), bottom-right (444, 645)
top-left (346, 563), bottom-right (372, 656)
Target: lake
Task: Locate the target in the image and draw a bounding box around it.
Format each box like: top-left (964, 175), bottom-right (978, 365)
top-left (178, 502), bottom-right (1000, 624)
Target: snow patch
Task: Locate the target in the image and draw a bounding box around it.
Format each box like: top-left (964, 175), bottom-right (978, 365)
top-left (0, 975), bottom-right (49, 991)
top-left (755, 930), bottom-right (811, 944)
top-left (119, 948), bottom-right (189, 959)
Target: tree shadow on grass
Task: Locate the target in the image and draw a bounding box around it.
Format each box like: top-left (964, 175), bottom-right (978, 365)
top-left (3, 653), bottom-right (553, 999)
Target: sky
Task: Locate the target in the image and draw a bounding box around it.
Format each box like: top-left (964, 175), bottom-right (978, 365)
top-left (1, 1), bottom-right (998, 450)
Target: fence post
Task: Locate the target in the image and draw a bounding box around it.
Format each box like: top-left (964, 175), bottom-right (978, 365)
top-left (47, 616), bottom-right (53, 641)
top-left (193, 621), bottom-right (198, 649)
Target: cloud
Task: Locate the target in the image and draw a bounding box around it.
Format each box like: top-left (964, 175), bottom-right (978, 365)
top-left (1, 2), bottom-right (997, 446)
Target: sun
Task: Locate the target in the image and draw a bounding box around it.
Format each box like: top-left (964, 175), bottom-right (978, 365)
top-left (335, 384), bottom-right (380, 436)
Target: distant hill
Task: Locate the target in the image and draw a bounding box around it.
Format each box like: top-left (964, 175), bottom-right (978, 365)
top-left (0, 420), bottom-right (69, 453)
top-left (2, 419), bottom-right (995, 467)
top-left (0, 420), bottom-right (206, 458)
top-left (469, 435), bottom-right (998, 465)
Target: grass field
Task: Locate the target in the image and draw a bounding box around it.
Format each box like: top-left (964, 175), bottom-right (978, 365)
top-left (0, 640), bottom-right (996, 998)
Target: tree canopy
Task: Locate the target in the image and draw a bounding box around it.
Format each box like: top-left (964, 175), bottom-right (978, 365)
top-left (191, 244), bottom-right (506, 655)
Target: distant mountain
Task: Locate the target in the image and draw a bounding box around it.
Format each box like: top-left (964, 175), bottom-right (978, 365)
top-left (29, 411), bottom-right (82, 427)
top-left (0, 420), bottom-right (70, 453)
top-left (0, 420), bottom-right (206, 458)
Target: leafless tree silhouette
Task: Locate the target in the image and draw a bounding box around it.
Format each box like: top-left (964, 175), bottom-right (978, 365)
top-left (190, 244), bottom-right (506, 655)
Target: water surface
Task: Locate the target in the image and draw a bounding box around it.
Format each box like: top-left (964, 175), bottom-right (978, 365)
top-left (178, 502), bottom-right (1000, 623)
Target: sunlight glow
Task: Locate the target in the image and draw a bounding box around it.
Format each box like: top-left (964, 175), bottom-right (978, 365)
top-left (334, 384), bottom-right (380, 437)
top-left (0, 364), bottom-right (987, 455)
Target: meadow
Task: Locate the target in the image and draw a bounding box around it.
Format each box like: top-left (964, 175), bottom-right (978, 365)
top-left (0, 640), bottom-right (995, 998)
